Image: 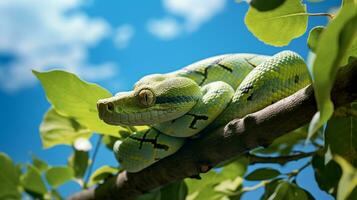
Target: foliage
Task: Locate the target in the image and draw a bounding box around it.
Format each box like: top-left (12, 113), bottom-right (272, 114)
top-left (260, 180), bottom-right (313, 200)
top-left (335, 156), bottom-right (357, 200)
top-left (40, 108), bottom-right (92, 148)
top-left (45, 166), bottom-right (74, 188)
top-left (1, 0), bottom-right (356, 199)
top-left (88, 165), bottom-right (119, 187)
top-left (307, 4), bottom-right (357, 138)
top-left (33, 70), bottom-right (127, 137)
top-left (0, 153), bottom-right (21, 200)
top-left (244, 0), bottom-right (308, 46)
top-left (244, 168), bottom-right (280, 181)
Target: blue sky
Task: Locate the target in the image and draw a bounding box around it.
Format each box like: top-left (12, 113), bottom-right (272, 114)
top-left (0, 0), bottom-right (341, 198)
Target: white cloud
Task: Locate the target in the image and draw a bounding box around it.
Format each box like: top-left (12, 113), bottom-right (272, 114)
top-left (147, 0), bottom-right (226, 40)
top-left (114, 24), bottom-right (135, 49)
top-left (147, 18), bottom-right (182, 40)
top-left (0, 0), bottom-right (117, 92)
top-left (164, 0), bottom-right (226, 31)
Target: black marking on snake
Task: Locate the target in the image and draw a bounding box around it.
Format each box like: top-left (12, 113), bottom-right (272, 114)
top-left (217, 63), bottom-right (233, 72)
top-left (197, 65), bottom-right (212, 85)
top-left (246, 55), bottom-right (257, 62)
top-left (240, 85), bottom-right (253, 94)
top-left (244, 58), bottom-right (257, 68)
top-left (139, 129), bottom-right (150, 149)
top-left (193, 55), bottom-right (233, 86)
top-left (247, 93), bottom-right (253, 101)
top-left (129, 131), bottom-right (169, 151)
top-left (186, 113), bottom-right (209, 129)
top-left (156, 96), bottom-right (197, 104)
top-left (294, 75), bottom-right (299, 83)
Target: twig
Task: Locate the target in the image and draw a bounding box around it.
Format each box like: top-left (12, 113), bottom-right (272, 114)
top-left (84, 136), bottom-right (103, 188)
top-left (246, 151), bottom-right (317, 165)
top-left (286, 160), bottom-right (312, 181)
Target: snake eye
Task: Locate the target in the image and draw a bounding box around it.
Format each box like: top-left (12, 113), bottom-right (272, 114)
top-left (138, 89), bottom-right (155, 107)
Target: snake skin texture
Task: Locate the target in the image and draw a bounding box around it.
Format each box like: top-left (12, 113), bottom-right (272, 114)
top-left (97, 50), bottom-right (310, 172)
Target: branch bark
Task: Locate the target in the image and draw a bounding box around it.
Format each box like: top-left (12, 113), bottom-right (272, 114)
top-left (69, 61), bottom-right (357, 200)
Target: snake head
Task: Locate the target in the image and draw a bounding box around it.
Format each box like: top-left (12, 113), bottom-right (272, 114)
top-left (97, 74), bottom-right (201, 126)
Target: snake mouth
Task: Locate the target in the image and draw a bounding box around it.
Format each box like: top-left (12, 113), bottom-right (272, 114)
top-left (97, 100), bottom-right (185, 126)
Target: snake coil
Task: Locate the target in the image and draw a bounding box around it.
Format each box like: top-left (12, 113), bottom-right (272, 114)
top-left (97, 50), bottom-right (310, 172)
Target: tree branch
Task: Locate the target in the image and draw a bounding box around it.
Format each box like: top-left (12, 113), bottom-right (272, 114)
top-left (246, 151), bottom-right (317, 165)
top-left (69, 61), bottom-right (357, 200)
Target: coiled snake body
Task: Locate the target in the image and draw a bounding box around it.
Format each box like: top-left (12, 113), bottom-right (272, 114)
top-left (97, 51), bottom-right (310, 172)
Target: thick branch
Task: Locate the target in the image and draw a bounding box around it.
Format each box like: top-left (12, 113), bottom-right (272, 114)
top-left (69, 61), bottom-right (357, 200)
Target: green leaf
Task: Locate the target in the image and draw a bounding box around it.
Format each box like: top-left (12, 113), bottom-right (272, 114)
top-left (245, 168), bottom-right (280, 181)
top-left (261, 179), bottom-right (282, 200)
top-left (102, 128), bottom-right (136, 150)
top-left (251, 126), bottom-right (308, 156)
top-left (40, 108), bottom-right (92, 148)
top-left (307, 26), bottom-right (325, 53)
top-left (246, 0), bottom-right (286, 12)
top-left (136, 189), bottom-right (161, 200)
top-left (45, 166), bottom-right (74, 188)
top-left (186, 158), bottom-right (248, 200)
top-left (33, 70), bottom-right (127, 137)
top-left (308, 3), bottom-right (357, 138)
top-left (51, 189), bottom-right (64, 200)
top-left (214, 177), bottom-right (243, 194)
top-left (269, 181), bottom-right (290, 199)
top-left (266, 181), bottom-right (310, 200)
top-left (221, 157), bottom-right (249, 178)
top-left (185, 170), bottom-right (226, 200)
top-left (343, 0), bottom-right (357, 5)
top-left (334, 103), bottom-right (357, 117)
top-left (21, 165), bottom-right (47, 196)
top-left (102, 135), bottom-right (119, 151)
top-left (335, 156), bottom-right (357, 200)
top-left (325, 116), bottom-right (357, 166)
top-left (347, 188), bottom-right (357, 200)
top-left (32, 155), bottom-right (49, 172)
top-left (68, 149), bottom-right (89, 179)
top-left (339, 16), bottom-right (357, 67)
top-left (0, 153), bottom-right (22, 200)
top-left (88, 166), bottom-right (118, 187)
top-left (160, 181), bottom-right (188, 200)
top-left (244, 0), bottom-right (307, 46)
top-left (312, 153), bottom-right (342, 196)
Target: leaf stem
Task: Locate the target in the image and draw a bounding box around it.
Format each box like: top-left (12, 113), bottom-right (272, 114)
top-left (286, 160), bottom-right (312, 180)
top-left (84, 135), bottom-right (103, 188)
top-left (242, 180), bottom-right (269, 192)
top-left (307, 12), bottom-right (334, 19)
top-left (230, 180), bottom-right (270, 196)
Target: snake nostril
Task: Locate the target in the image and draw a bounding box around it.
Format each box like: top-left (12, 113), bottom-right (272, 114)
top-left (97, 102), bottom-right (105, 120)
top-left (97, 102), bottom-right (104, 111)
top-left (107, 102), bottom-right (114, 112)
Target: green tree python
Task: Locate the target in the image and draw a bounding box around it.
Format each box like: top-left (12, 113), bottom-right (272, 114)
top-left (97, 51), bottom-right (310, 173)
